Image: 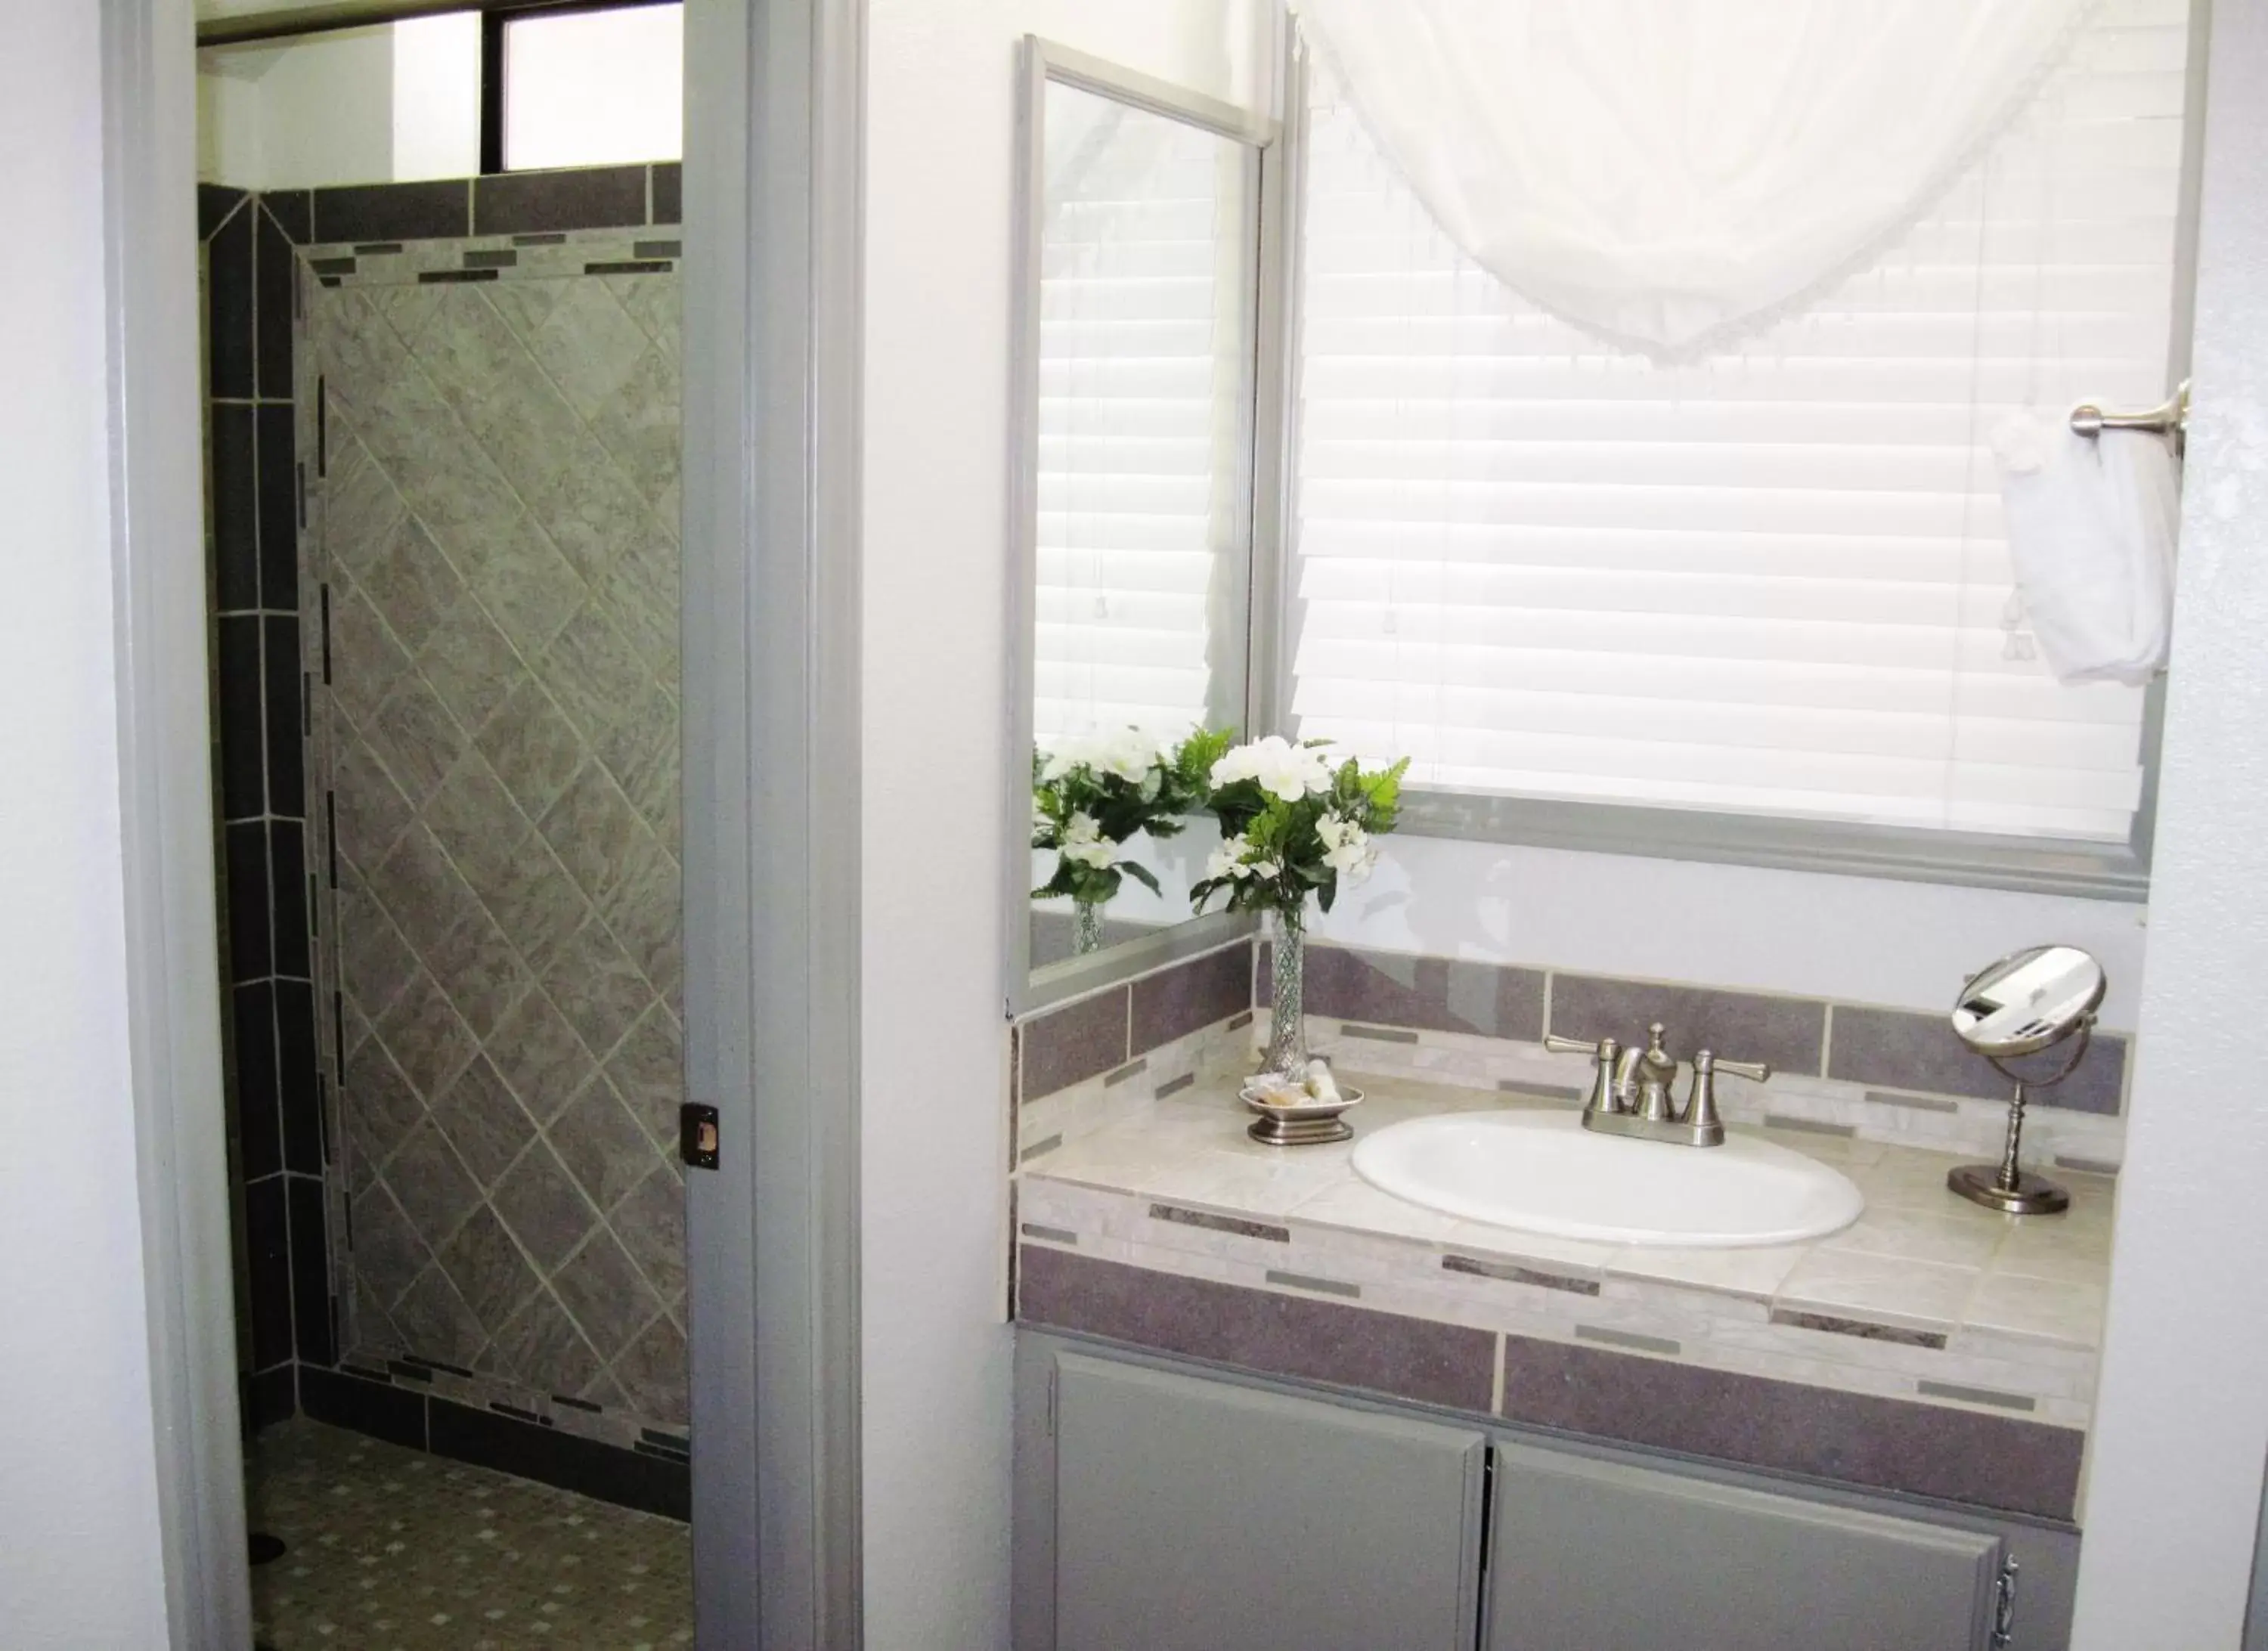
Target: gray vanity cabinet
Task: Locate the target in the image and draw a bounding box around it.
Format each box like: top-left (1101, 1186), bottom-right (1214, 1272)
top-left (1032, 1351), bottom-right (1489, 1651)
top-left (1017, 1335), bottom-right (2068, 1650)
top-left (1483, 1443), bottom-right (2006, 1651)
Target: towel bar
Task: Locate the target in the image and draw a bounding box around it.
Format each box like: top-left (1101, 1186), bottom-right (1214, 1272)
top-left (2070, 379), bottom-right (2189, 457)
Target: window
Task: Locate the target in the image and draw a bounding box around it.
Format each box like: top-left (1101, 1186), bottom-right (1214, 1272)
top-left (501, 3), bottom-right (685, 171)
top-left (1287, 1), bottom-right (2190, 863)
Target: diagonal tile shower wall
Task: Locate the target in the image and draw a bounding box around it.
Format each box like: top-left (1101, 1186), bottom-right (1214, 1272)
top-left (312, 254), bottom-right (686, 1430)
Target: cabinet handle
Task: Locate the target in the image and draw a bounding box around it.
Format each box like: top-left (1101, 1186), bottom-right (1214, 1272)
top-left (1990, 1554), bottom-right (2019, 1649)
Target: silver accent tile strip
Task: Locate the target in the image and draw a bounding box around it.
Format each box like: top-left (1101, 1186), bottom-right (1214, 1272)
top-left (1340, 1023), bottom-right (1421, 1044)
top-left (1576, 1324), bottom-right (1681, 1357)
top-left (1152, 1072), bottom-right (1196, 1099)
top-left (1496, 1079), bottom-right (1585, 1102)
top-left (1018, 1222), bottom-right (1078, 1245)
top-left (1225, 1009), bottom-right (1254, 1031)
top-left (2054, 1154), bottom-right (2121, 1176)
top-left (1763, 1114), bottom-right (1857, 1137)
top-left (1017, 1134), bottom-right (1062, 1163)
top-left (1866, 1089), bottom-right (1961, 1114)
top-left (1918, 1380), bottom-right (2038, 1413)
top-left (1102, 1055), bottom-right (1149, 1088)
top-left (1265, 1269), bottom-right (1361, 1299)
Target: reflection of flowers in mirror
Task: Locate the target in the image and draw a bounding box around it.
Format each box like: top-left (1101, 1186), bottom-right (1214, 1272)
top-left (1031, 725), bottom-right (1237, 954)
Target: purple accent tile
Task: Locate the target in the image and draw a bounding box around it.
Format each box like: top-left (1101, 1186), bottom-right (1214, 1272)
top-left (1551, 974), bottom-right (1826, 1076)
top-left (1016, 1245), bottom-right (1495, 1413)
top-left (1297, 946), bottom-right (1547, 1041)
top-left (1020, 987), bottom-right (1129, 1102)
top-left (1131, 943), bottom-right (1253, 1054)
top-left (1498, 1332), bottom-right (2081, 1521)
top-left (1828, 1005), bottom-right (2127, 1114)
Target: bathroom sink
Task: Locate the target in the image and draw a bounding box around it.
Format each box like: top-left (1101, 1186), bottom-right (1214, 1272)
top-left (1350, 1110), bottom-right (1864, 1248)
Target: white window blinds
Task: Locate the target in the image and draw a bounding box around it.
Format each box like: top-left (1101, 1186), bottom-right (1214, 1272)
top-left (1289, 0), bottom-right (2189, 842)
top-left (1034, 79), bottom-right (1255, 747)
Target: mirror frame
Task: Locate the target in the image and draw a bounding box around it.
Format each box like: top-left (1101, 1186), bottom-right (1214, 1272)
top-left (1003, 37), bottom-right (1288, 1016)
top-left (1951, 943), bottom-right (2108, 1059)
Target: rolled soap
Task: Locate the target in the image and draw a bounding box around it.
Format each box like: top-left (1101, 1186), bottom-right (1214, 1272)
top-left (1303, 1058), bottom-right (1341, 1105)
top-left (1249, 1073), bottom-right (1308, 1107)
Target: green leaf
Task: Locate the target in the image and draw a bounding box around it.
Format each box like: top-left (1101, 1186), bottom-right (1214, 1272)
top-left (1120, 861), bottom-right (1163, 897)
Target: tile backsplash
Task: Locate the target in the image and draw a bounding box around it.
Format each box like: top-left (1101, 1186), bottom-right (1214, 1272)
top-left (1013, 935), bottom-right (2130, 1169)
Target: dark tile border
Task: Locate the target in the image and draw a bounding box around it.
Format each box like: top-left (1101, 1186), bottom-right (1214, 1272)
top-left (474, 165), bottom-right (648, 236)
top-left (246, 1363), bottom-right (297, 1433)
top-left (299, 1365), bottom-right (689, 1520)
top-left (652, 163), bottom-right (681, 224)
top-left (1496, 1331), bottom-right (2082, 1521)
top-left (429, 1397), bottom-right (689, 1520)
top-left (199, 183), bottom-right (247, 242)
top-left (1016, 1244), bottom-right (1495, 1414)
top-left (300, 1364), bottom-right (427, 1451)
top-left (313, 180), bottom-right (469, 244)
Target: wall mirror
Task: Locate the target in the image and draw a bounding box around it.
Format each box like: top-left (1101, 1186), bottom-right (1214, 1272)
top-left (1005, 39), bottom-right (1283, 1012)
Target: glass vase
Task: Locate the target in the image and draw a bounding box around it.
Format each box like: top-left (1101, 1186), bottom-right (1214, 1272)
top-left (1073, 898), bottom-right (1107, 955)
top-left (1266, 906), bottom-right (1308, 1077)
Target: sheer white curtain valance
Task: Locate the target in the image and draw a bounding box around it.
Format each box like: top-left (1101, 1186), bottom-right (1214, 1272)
top-left (1290, 0), bottom-right (2094, 359)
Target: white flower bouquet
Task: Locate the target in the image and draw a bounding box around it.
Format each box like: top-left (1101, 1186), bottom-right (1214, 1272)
top-left (1188, 736), bottom-right (1407, 920)
top-left (1032, 726), bottom-right (1234, 951)
top-left (1189, 735), bottom-right (1409, 1077)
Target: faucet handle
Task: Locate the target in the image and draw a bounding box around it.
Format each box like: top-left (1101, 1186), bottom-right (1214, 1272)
top-left (1543, 1033), bottom-right (1625, 1117)
top-left (1683, 1049), bottom-right (1771, 1147)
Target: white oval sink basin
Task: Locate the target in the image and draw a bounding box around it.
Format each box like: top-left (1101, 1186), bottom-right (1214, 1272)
top-left (1352, 1111), bottom-right (1864, 1248)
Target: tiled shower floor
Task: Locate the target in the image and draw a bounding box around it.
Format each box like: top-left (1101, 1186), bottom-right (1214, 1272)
top-left (247, 1419), bottom-right (692, 1650)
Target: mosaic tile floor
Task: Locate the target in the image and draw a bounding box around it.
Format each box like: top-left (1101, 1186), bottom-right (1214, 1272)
top-left (248, 1419), bottom-right (692, 1650)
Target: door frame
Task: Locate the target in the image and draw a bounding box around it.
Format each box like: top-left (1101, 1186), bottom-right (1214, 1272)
top-left (99, 0), bottom-right (866, 1643)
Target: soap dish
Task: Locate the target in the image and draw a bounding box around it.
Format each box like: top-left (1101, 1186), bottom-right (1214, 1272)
top-left (1240, 1081), bottom-right (1365, 1146)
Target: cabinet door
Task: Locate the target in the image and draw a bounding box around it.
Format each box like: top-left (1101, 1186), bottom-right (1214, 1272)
top-left (1485, 1443), bottom-right (2004, 1651)
top-left (1049, 1352), bottom-right (1487, 1651)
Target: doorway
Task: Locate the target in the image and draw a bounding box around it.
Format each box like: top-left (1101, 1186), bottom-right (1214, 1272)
top-left (194, 10), bottom-right (695, 1646)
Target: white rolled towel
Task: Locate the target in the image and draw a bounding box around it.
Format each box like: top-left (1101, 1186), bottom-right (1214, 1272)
top-left (1991, 410), bottom-right (2181, 686)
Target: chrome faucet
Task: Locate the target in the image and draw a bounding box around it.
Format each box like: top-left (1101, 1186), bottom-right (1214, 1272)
top-left (1543, 1022), bottom-right (1771, 1148)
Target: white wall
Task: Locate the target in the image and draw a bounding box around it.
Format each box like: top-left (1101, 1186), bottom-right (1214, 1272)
top-left (198, 27), bottom-right (395, 188)
top-left (1315, 837), bottom-right (2150, 1028)
top-left (0, 2), bottom-right (173, 1643)
top-left (860, 3), bottom-right (1273, 1646)
top-left (2069, 1), bottom-right (2268, 1639)
top-left (196, 20), bottom-right (484, 190)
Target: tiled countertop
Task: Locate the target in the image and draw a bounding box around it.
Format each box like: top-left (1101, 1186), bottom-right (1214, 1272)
top-left (1014, 1069), bottom-right (2114, 1520)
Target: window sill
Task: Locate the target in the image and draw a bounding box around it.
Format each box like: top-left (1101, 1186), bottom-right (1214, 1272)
top-left (1398, 789), bottom-right (2149, 904)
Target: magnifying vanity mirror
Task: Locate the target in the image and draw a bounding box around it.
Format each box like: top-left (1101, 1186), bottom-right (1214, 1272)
top-left (1003, 40), bottom-right (1284, 1011)
top-left (1947, 943), bottom-right (2107, 1215)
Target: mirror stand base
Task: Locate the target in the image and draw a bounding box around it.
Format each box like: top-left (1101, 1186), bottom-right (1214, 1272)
top-left (1947, 1162), bottom-right (2071, 1216)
